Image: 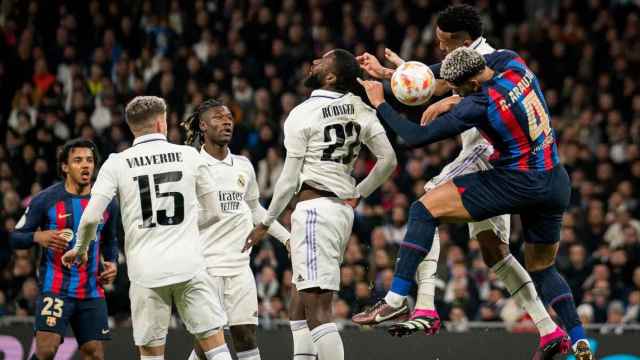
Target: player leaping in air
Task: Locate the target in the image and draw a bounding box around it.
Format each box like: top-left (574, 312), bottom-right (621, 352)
top-left (354, 47), bottom-right (587, 360)
top-left (181, 99), bottom-right (291, 360)
top-left (354, 5), bottom-right (592, 360)
top-left (63, 96), bottom-right (233, 360)
top-left (243, 49), bottom-right (397, 360)
top-left (11, 139), bottom-right (119, 360)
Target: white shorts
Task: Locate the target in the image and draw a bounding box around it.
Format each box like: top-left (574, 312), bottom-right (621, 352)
top-left (205, 267), bottom-right (259, 326)
top-left (290, 197), bottom-right (354, 291)
top-left (129, 270), bottom-right (227, 346)
top-left (424, 144), bottom-right (510, 243)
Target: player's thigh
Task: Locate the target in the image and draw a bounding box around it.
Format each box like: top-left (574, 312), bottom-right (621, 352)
top-left (69, 297), bottom-right (110, 348)
top-left (290, 198), bottom-right (352, 292)
top-left (174, 271), bottom-right (227, 335)
top-left (468, 214), bottom-right (510, 244)
top-left (129, 283), bottom-right (172, 346)
top-left (449, 170), bottom-right (524, 222)
top-left (419, 181), bottom-right (473, 221)
top-left (35, 293), bottom-right (74, 350)
top-left (223, 268), bottom-right (259, 327)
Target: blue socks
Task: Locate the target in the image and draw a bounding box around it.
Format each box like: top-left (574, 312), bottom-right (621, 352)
top-left (530, 265), bottom-right (585, 345)
top-left (390, 201), bottom-right (439, 296)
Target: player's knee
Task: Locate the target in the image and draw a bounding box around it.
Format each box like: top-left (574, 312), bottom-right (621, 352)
top-left (230, 325), bottom-right (257, 351)
top-left (477, 231), bottom-right (509, 267)
top-left (79, 342), bottom-right (103, 360)
top-left (524, 243), bottom-right (557, 271)
top-left (36, 343), bottom-right (58, 360)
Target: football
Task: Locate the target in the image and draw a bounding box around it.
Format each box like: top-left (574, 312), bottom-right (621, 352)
top-left (390, 61), bottom-right (436, 106)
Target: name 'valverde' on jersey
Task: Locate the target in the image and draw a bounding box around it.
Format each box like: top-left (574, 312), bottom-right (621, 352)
top-left (284, 89), bottom-right (386, 198)
top-left (91, 134), bottom-right (216, 288)
top-left (479, 50), bottom-right (560, 171)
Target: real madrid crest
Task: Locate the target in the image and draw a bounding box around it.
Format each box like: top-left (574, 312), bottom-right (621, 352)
top-left (47, 316), bottom-right (57, 327)
top-left (237, 174), bottom-right (246, 188)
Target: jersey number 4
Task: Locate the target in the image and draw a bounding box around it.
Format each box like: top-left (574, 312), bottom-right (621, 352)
top-left (133, 171), bottom-right (184, 228)
top-left (523, 91), bottom-right (551, 140)
top-left (321, 122), bottom-right (362, 164)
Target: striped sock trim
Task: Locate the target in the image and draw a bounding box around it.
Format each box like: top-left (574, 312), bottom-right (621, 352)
top-left (204, 344), bottom-right (230, 358)
top-left (293, 354), bottom-right (317, 359)
top-left (290, 320), bottom-right (309, 331)
top-left (549, 293), bottom-right (573, 307)
top-left (310, 323), bottom-right (338, 343)
top-left (237, 348), bottom-right (260, 359)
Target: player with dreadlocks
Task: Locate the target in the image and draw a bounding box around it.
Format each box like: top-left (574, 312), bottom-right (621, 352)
top-left (181, 99), bottom-right (291, 360)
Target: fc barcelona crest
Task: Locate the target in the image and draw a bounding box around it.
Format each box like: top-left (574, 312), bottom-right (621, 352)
top-left (238, 175), bottom-right (246, 188)
top-left (46, 316), bottom-right (57, 327)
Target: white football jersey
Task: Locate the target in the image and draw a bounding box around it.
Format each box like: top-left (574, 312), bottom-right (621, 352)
top-left (91, 133), bottom-right (215, 288)
top-left (198, 148), bottom-right (257, 276)
top-left (284, 89), bottom-right (385, 199)
top-left (459, 37), bottom-right (495, 153)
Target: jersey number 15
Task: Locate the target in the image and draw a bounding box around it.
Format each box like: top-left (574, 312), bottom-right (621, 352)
top-left (133, 171), bottom-right (184, 228)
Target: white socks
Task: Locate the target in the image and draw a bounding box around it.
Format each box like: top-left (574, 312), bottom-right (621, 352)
top-left (290, 320), bottom-right (317, 359)
top-left (492, 255), bottom-right (557, 336)
top-left (203, 344), bottom-right (232, 360)
top-left (310, 323), bottom-right (344, 360)
top-left (415, 230), bottom-right (440, 310)
top-left (236, 348), bottom-right (261, 360)
top-left (188, 346), bottom-right (257, 360)
top-left (384, 291), bottom-right (406, 308)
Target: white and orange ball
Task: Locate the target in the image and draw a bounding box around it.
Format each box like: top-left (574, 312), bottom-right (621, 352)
top-left (390, 61), bottom-right (436, 106)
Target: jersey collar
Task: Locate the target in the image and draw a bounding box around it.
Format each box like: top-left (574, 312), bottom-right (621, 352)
top-left (310, 89), bottom-right (345, 99)
top-left (133, 133), bottom-right (167, 146)
top-left (200, 145), bottom-right (233, 166)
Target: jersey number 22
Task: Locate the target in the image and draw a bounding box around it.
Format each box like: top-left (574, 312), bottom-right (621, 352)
top-left (321, 122), bottom-right (362, 164)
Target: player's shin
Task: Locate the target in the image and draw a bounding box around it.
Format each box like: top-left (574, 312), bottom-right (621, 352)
top-left (290, 320), bottom-right (317, 359)
top-left (414, 230), bottom-right (440, 311)
top-left (492, 255), bottom-right (557, 336)
top-left (530, 265), bottom-right (586, 346)
top-left (386, 201), bottom-right (438, 308)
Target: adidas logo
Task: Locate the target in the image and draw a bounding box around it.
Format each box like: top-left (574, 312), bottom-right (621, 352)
top-left (297, 274), bottom-right (305, 282)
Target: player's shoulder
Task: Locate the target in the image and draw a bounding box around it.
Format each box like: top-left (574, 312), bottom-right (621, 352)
top-left (484, 49), bottom-right (522, 68)
top-left (231, 153), bottom-right (253, 166)
top-left (30, 182), bottom-right (65, 207)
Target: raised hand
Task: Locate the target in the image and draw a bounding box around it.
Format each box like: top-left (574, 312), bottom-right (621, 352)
top-left (357, 78), bottom-right (386, 108)
top-left (384, 48), bottom-right (405, 67)
top-left (421, 95), bottom-right (462, 126)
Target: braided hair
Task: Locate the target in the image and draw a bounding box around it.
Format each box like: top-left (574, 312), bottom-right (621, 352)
top-left (181, 99), bottom-right (224, 146)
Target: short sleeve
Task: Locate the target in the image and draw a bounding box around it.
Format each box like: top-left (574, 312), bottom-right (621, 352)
top-left (283, 109), bottom-right (307, 157)
top-left (91, 154), bottom-right (120, 199)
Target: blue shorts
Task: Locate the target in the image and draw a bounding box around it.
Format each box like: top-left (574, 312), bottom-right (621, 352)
top-left (453, 165), bottom-right (571, 245)
top-left (35, 293), bottom-right (111, 345)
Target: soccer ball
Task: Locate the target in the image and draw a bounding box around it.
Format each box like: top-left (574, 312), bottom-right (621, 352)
top-left (390, 61), bottom-right (436, 106)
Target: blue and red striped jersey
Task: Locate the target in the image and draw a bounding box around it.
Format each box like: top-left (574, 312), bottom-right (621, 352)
top-left (479, 50), bottom-right (560, 171)
top-left (10, 182), bottom-right (119, 299)
top-left (379, 50), bottom-right (559, 172)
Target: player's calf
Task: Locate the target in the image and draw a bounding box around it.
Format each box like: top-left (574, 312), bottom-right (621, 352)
top-left (230, 325), bottom-right (260, 359)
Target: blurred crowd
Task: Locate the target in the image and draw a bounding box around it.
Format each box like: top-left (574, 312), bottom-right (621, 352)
top-left (1, 0), bottom-right (640, 333)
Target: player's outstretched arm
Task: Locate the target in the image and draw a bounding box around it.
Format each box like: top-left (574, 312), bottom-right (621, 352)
top-left (63, 193), bottom-right (112, 267)
top-left (242, 156), bottom-right (303, 252)
top-left (357, 133), bottom-right (397, 198)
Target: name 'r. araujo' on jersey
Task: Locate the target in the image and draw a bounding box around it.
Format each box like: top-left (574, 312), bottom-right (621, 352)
top-left (480, 50), bottom-right (560, 171)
